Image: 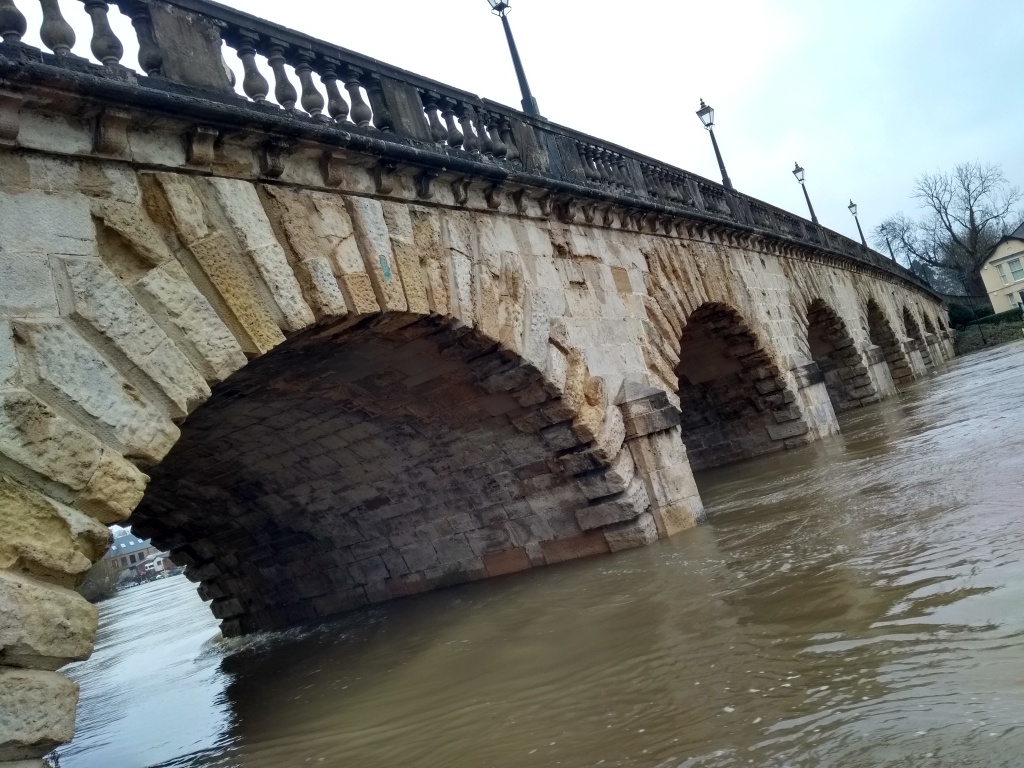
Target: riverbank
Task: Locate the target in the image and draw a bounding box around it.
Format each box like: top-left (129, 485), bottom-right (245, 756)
top-left (954, 319), bottom-right (1024, 354)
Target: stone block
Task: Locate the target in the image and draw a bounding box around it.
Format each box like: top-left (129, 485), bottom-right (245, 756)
top-left (13, 319), bottom-right (180, 462)
top-left (616, 382), bottom-right (681, 439)
top-left (650, 501), bottom-right (702, 538)
top-left (466, 526), bottom-right (513, 557)
top-left (0, 572), bottom-right (97, 670)
top-left (539, 421), bottom-right (579, 451)
top-left (754, 378), bottom-right (783, 395)
top-left (0, 252), bottom-right (58, 317)
top-left (134, 260), bottom-right (248, 383)
top-left (75, 450), bottom-right (149, 524)
top-left (791, 361), bottom-right (824, 389)
top-left (765, 420), bottom-right (809, 441)
top-left (56, 257), bottom-right (212, 416)
top-left (539, 531), bottom-right (610, 565)
top-left (575, 477), bottom-right (650, 531)
top-left (208, 178), bottom-right (315, 331)
top-left (0, 668), bottom-right (78, 761)
top-left (400, 542), bottom-right (439, 572)
top-left (772, 405), bottom-right (802, 424)
top-left (576, 447), bottom-right (636, 500)
top-left (603, 511), bottom-right (659, 552)
top-left (0, 390), bottom-right (103, 494)
top-left (0, 475), bottom-right (109, 587)
top-left (345, 196), bottom-right (409, 313)
top-left (482, 548), bottom-right (532, 577)
top-left (556, 447), bottom-right (604, 476)
top-left (148, 1), bottom-right (233, 91)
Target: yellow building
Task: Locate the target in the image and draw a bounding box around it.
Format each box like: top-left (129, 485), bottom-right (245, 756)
top-left (980, 223), bottom-right (1024, 313)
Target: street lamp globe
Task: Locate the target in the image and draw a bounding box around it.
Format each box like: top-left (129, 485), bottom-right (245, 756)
top-left (792, 162), bottom-right (805, 183)
top-left (848, 200), bottom-right (858, 216)
top-left (696, 99), bottom-right (715, 130)
top-left (488, 0), bottom-right (510, 15)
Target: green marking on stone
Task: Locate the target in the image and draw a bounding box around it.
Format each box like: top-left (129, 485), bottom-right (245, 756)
top-left (379, 254), bottom-right (393, 281)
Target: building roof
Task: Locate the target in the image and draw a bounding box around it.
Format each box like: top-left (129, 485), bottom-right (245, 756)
top-left (983, 221), bottom-right (1024, 264)
top-left (104, 529), bottom-right (154, 558)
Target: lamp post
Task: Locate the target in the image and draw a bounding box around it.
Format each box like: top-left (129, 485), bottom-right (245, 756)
top-left (884, 236), bottom-right (897, 262)
top-left (487, 1), bottom-right (540, 117)
top-left (696, 99), bottom-right (734, 191)
top-left (792, 163), bottom-right (818, 225)
top-left (848, 200), bottom-right (868, 247)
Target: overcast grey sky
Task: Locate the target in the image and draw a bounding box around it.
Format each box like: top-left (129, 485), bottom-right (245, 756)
top-left (20, 1), bottom-right (1024, 244)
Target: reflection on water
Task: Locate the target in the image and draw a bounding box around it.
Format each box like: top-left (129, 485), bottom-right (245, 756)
top-left (57, 342), bottom-right (1024, 768)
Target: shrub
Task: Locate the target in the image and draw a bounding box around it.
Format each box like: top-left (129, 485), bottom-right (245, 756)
top-left (948, 301), bottom-right (994, 329)
top-left (964, 308), bottom-right (1023, 327)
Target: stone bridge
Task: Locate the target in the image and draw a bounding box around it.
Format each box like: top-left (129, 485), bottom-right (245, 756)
top-left (0, 0), bottom-right (953, 762)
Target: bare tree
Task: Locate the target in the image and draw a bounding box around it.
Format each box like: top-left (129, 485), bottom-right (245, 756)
top-left (873, 162), bottom-right (1022, 296)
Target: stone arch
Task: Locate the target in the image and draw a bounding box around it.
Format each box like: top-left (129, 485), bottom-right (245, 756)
top-left (0, 171), bottom-right (666, 668)
top-left (866, 299), bottom-right (915, 387)
top-left (128, 314), bottom-right (638, 636)
top-left (922, 313), bottom-right (937, 335)
top-left (902, 306), bottom-right (935, 369)
top-left (805, 299), bottom-right (878, 411)
top-left (675, 303), bottom-right (809, 469)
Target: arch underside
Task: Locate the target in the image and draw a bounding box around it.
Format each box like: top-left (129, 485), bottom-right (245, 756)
top-left (903, 308), bottom-right (935, 369)
top-left (867, 301), bottom-right (915, 387)
top-left (675, 304), bottom-right (811, 470)
top-left (807, 299), bottom-right (879, 412)
top-left (131, 315), bottom-right (603, 636)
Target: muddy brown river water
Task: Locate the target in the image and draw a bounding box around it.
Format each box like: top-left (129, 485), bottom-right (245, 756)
top-left (56, 341), bottom-right (1024, 768)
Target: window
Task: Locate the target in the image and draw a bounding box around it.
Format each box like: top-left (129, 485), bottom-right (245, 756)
top-left (1009, 294), bottom-right (1018, 311)
top-left (997, 264), bottom-right (1010, 285)
top-left (1010, 259), bottom-right (1024, 282)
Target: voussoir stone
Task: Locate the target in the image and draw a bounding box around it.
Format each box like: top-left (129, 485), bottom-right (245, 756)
top-left (0, 572), bottom-right (98, 670)
top-left (0, 475), bottom-right (109, 586)
top-left (0, 668), bottom-right (78, 762)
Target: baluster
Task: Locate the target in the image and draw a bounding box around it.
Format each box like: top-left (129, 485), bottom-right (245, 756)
top-left (662, 173), bottom-right (679, 202)
top-left (319, 60), bottom-right (349, 123)
top-left (597, 149), bottom-right (616, 185)
top-left (83, 0), bottom-right (123, 66)
top-left (0, 0), bottom-right (26, 43)
top-left (440, 98), bottom-right (463, 148)
top-left (235, 32), bottom-right (269, 102)
top-left (486, 114), bottom-right (507, 159)
top-left (585, 145), bottom-right (598, 180)
top-left (649, 169), bottom-right (666, 199)
top-left (458, 104), bottom-right (479, 153)
top-left (342, 67), bottom-right (372, 127)
top-left (38, 0), bottom-right (75, 55)
top-left (654, 171), bottom-right (671, 200)
top-left (421, 91), bottom-right (447, 144)
top-left (499, 119), bottom-right (519, 162)
top-left (579, 146), bottom-right (597, 181)
top-left (266, 41), bottom-right (297, 110)
top-left (118, 2), bottom-right (162, 75)
top-left (615, 157), bottom-right (631, 189)
top-left (362, 74), bottom-right (393, 133)
top-left (293, 50), bottom-right (325, 119)
top-left (476, 110), bottom-right (494, 157)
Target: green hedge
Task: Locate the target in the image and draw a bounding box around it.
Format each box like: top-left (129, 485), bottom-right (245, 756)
top-left (948, 302), bottom-right (994, 329)
top-left (955, 320), bottom-right (1024, 355)
top-left (964, 308), bottom-right (1024, 328)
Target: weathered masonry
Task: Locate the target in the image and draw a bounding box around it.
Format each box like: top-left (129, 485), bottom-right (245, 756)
top-left (0, 0), bottom-right (953, 762)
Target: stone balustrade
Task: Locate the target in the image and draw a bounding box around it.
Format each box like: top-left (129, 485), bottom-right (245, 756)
top-left (0, 0), bottom-right (935, 298)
